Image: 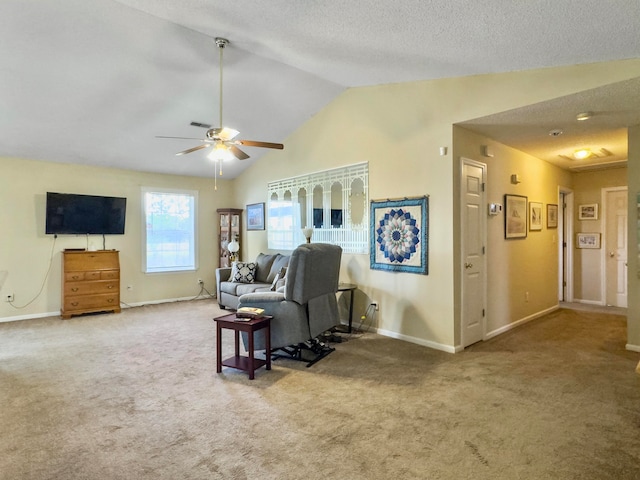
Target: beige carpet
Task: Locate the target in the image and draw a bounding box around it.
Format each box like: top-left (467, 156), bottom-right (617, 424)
top-left (1, 300), bottom-right (639, 479)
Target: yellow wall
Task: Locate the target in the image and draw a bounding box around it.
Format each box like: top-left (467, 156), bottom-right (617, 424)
top-left (0, 157), bottom-right (233, 320)
top-left (234, 59), bottom-right (640, 351)
top-left (454, 127), bottom-right (573, 341)
top-left (2, 59), bottom-right (640, 353)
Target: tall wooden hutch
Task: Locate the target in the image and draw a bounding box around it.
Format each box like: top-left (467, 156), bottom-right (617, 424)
top-left (217, 208), bottom-right (242, 268)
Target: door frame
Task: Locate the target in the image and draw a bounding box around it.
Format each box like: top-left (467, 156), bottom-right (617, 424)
top-left (460, 157), bottom-right (487, 348)
top-left (558, 187), bottom-right (574, 303)
top-left (601, 186), bottom-right (628, 306)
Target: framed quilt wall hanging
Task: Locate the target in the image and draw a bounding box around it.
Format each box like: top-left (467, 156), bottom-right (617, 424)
top-left (370, 196), bottom-right (428, 275)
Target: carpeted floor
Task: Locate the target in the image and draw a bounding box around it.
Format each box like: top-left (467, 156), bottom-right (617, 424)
top-left (1, 300), bottom-right (639, 479)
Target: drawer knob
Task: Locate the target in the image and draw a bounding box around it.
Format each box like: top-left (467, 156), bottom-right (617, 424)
top-left (107, 298), bottom-right (114, 303)
top-left (107, 285), bottom-right (113, 289)
top-left (72, 275), bottom-right (80, 280)
top-left (71, 288), bottom-right (79, 292)
top-left (71, 302), bottom-right (79, 306)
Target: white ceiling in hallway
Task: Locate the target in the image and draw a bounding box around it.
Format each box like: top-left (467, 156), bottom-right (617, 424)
top-left (1, 0), bottom-right (639, 177)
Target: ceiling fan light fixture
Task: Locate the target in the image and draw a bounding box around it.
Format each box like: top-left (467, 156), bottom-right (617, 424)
top-left (208, 144), bottom-right (235, 162)
top-left (576, 111), bottom-right (593, 121)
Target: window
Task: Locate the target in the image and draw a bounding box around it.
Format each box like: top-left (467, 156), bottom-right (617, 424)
top-left (267, 162), bottom-right (369, 253)
top-left (142, 187), bottom-right (198, 273)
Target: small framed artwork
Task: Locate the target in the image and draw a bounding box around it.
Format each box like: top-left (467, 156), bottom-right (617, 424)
top-left (247, 202), bottom-right (265, 231)
top-left (529, 202), bottom-right (543, 231)
top-left (504, 194), bottom-right (527, 239)
top-left (576, 232), bottom-right (601, 249)
top-left (547, 204), bottom-right (558, 229)
top-left (578, 203), bottom-right (598, 220)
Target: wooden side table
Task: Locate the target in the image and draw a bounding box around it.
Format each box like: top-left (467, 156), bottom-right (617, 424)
top-left (214, 313), bottom-right (272, 380)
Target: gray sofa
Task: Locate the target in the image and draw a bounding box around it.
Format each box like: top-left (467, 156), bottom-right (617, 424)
top-left (215, 252), bottom-right (290, 310)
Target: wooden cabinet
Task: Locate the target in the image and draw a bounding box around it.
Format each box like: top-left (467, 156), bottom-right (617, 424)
top-left (217, 208), bottom-right (242, 268)
top-left (61, 250), bottom-right (120, 319)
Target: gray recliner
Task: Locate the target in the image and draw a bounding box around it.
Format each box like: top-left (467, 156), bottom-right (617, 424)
top-left (237, 243), bottom-right (342, 366)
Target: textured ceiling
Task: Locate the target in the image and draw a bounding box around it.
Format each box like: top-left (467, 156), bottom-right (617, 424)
top-left (1, 0), bottom-right (639, 178)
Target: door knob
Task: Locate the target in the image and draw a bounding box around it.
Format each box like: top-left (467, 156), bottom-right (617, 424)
top-left (465, 262), bottom-right (473, 269)
top-left (609, 252), bottom-right (615, 257)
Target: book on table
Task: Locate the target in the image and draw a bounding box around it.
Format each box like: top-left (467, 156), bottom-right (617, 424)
top-left (236, 306), bottom-right (265, 319)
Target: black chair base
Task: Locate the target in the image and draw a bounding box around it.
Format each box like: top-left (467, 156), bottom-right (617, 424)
top-left (272, 338), bottom-right (335, 367)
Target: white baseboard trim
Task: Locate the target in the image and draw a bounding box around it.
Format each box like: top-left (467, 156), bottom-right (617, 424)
top-left (372, 326), bottom-right (456, 354)
top-left (0, 296), bottom-right (214, 324)
top-left (0, 310), bottom-right (61, 323)
top-left (626, 344), bottom-right (640, 353)
top-left (572, 298), bottom-right (605, 306)
top-left (485, 305), bottom-right (560, 340)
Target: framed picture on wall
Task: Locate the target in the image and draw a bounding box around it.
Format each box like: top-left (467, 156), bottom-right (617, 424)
top-left (577, 232), bottom-right (600, 249)
top-left (578, 203), bottom-right (598, 220)
top-left (504, 194), bottom-right (527, 239)
top-left (547, 204), bottom-right (558, 228)
top-left (529, 202), bottom-right (543, 231)
top-left (246, 202), bottom-right (265, 230)
top-left (370, 196), bottom-right (428, 275)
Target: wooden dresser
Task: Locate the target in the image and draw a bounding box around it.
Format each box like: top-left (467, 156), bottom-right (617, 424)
top-left (61, 250), bottom-right (121, 319)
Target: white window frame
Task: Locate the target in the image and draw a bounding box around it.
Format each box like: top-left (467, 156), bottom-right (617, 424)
top-left (267, 162), bottom-right (369, 253)
top-left (141, 187), bottom-right (198, 273)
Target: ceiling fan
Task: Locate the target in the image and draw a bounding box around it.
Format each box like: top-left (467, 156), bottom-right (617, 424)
top-left (157, 38), bottom-right (283, 180)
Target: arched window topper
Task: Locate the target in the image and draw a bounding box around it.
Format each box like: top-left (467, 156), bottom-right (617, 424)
top-left (267, 162), bottom-right (369, 253)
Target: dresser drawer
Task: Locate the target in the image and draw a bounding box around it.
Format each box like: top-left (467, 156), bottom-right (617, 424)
top-left (64, 251), bottom-right (119, 271)
top-left (64, 280), bottom-right (119, 296)
top-left (65, 272), bottom-right (86, 282)
top-left (64, 293), bottom-right (119, 312)
top-left (101, 270), bottom-right (119, 280)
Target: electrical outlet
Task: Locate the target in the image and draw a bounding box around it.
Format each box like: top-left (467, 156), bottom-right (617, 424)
top-left (127, 285), bottom-right (133, 291)
top-left (371, 301), bottom-right (379, 311)
top-left (5, 293), bottom-right (14, 302)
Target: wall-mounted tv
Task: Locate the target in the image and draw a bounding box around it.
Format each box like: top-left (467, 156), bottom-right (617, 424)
top-left (45, 192), bottom-right (127, 235)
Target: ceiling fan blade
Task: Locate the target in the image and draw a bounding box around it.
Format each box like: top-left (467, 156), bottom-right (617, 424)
top-left (176, 144), bottom-right (209, 156)
top-left (236, 140), bottom-right (284, 150)
top-left (156, 135), bottom-right (203, 140)
top-left (190, 121), bottom-right (212, 129)
top-left (229, 145), bottom-right (250, 160)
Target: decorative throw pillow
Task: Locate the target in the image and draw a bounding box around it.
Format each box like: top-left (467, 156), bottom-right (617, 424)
top-left (231, 262), bottom-right (257, 283)
top-left (270, 267), bottom-right (287, 291)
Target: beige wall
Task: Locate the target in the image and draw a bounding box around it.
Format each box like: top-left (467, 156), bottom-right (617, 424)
top-left (0, 157), bottom-right (233, 321)
top-left (628, 125), bottom-right (640, 351)
top-left (572, 168), bottom-right (628, 303)
top-left (234, 59), bottom-right (640, 351)
top-left (454, 127), bottom-right (573, 341)
top-left (3, 59), bottom-right (640, 353)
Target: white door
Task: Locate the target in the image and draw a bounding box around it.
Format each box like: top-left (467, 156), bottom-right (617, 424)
top-left (604, 188), bottom-right (628, 307)
top-left (461, 159), bottom-right (486, 347)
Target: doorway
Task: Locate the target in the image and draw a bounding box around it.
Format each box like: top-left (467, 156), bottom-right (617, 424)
top-left (461, 158), bottom-right (487, 348)
top-left (558, 188), bottom-right (574, 303)
top-left (602, 187), bottom-right (628, 307)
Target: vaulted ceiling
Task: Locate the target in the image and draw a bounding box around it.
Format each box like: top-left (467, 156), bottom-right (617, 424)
top-left (2, 0), bottom-right (639, 178)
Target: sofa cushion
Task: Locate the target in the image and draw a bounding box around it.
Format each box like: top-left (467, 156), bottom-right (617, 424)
top-left (267, 255), bottom-right (290, 283)
top-left (235, 283), bottom-right (271, 295)
top-left (255, 253), bottom-right (278, 283)
top-left (269, 266), bottom-right (287, 291)
top-left (220, 281), bottom-right (241, 295)
top-left (231, 261), bottom-right (257, 283)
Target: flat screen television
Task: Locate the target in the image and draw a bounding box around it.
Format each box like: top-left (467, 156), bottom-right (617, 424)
top-left (45, 192), bottom-right (127, 235)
